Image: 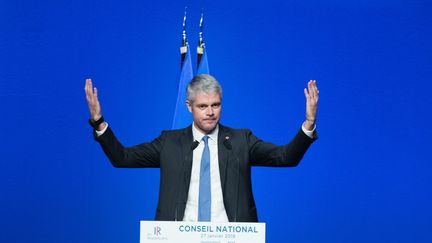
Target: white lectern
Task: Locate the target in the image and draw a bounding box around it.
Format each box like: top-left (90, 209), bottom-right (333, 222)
top-left (140, 221), bottom-right (266, 243)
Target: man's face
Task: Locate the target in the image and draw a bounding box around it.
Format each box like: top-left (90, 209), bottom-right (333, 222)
top-left (186, 92), bottom-right (222, 134)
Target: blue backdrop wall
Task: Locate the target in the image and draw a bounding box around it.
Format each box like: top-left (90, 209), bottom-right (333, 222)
top-left (1, 0), bottom-right (431, 242)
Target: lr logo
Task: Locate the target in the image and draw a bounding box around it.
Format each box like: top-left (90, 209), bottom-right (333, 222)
top-left (153, 226), bottom-right (162, 236)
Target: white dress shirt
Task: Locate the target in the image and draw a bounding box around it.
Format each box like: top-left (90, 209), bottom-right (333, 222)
top-left (182, 123), bottom-right (229, 222)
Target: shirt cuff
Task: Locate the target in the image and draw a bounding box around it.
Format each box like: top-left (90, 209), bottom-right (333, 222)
top-left (95, 122), bottom-right (109, 136)
top-left (301, 122), bottom-right (316, 138)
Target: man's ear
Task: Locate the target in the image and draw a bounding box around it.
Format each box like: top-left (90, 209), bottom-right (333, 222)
top-left (186, 100), bottom-right (192, 113)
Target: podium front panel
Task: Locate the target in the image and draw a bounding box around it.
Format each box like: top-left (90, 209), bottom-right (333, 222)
top-left (140, 221), bottom-right (266, 243)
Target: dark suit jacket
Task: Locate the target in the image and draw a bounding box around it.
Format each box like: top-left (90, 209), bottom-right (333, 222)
top-left (94, 124), bottom-right (317, 222)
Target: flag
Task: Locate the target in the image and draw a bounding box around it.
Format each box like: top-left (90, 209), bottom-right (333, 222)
top-left (172, 11), bottom-right (194, 129)
top-left (172, 45), bottom-right (193, 129)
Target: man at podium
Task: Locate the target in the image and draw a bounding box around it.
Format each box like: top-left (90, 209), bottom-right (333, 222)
top-left (84, 74), bottom-right (318, 222)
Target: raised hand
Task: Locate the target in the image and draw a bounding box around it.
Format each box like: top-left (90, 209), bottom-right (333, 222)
top-left (303, 80), bottom-right (319, 130)
top-left (84, 78), bottom-right (103, 122)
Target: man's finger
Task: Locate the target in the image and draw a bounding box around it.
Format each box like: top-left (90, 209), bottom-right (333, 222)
top-left (85, 79), bottom-right (92, 94)
top-left (304, 88), bottom-right (310, 99)
top-left (84, 79), bottom-right (89, 93)
top-left (308, 81), bottom-right (314, 98)
top-left (88, 79), bottom-right (96, 103)
top-left (312, 80), bottom-right (318, 98)
top-left (85, 80), bottom-right (92, 101)
top-left (313, 81), bottom-right (319, 103)
top-left (93, 87), bottom-right (98, 99)
top-left (86, 79), bottom-right (92, 88)
top-left (315, 81), bottom-right (319, 100)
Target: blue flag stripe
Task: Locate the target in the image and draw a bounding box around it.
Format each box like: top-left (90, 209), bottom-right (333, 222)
top-left (197, 48), bottom-right (210, 75)
top-left (172, 46), bottom-right (194, 129)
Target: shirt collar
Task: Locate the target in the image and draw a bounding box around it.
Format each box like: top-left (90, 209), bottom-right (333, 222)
top-left (192, 122), bottom-right (219, 143)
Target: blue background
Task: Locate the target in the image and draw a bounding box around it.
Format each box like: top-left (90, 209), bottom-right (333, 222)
top-left (1, 0), bottom-right (431, 242)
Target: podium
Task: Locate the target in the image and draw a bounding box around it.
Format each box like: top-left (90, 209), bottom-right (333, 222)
top-left (140, 221), bottom-right (266, 243)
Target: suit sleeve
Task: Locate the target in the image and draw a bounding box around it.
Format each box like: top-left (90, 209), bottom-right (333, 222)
top-left (93, 127), bottom-right (165, 168)
top-left (248, 128), bottom-right (317, 167)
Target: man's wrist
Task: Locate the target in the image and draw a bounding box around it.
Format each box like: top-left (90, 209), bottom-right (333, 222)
top-left (92, 114), bottom-right (102, 122)
top-left (94, 122), bottom-right (109, 136)
top-left (97, 122), bottom-right (107, 131)
top-left (303, 120), bottom-right (316, 131)
top-left (89, 116), bottom-right (105, 130)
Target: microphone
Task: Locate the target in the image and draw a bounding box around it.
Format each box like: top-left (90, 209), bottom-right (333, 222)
top-left (190, 140), bottom-right (200, 151)
top-left (175, 140), bottom-right (199, 221)
top-left (223, 136), bottom-right (232, 150)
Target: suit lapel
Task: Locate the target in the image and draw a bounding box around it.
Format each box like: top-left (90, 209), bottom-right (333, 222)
top-left (177, 125), bottom-right (194, 219)
top-left (180, 125), bottom-right (194, 188)
top-left (218, 124), bottom-right (232, 194)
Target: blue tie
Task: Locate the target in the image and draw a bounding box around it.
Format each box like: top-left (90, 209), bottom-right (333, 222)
top-left (198, 136), bottom-right (211, 221)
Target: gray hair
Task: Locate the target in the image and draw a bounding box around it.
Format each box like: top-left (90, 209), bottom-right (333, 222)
top-left (186, 74), bottom-right (223, 103)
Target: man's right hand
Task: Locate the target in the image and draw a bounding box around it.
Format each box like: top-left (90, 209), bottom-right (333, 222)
top-left (84, 78), bottom-right (106, 131)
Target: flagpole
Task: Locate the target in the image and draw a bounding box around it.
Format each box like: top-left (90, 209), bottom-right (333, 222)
top-left (197, 10), bottom-right (204, 68)
top-left (180, 7), bottom-right (188, 69)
